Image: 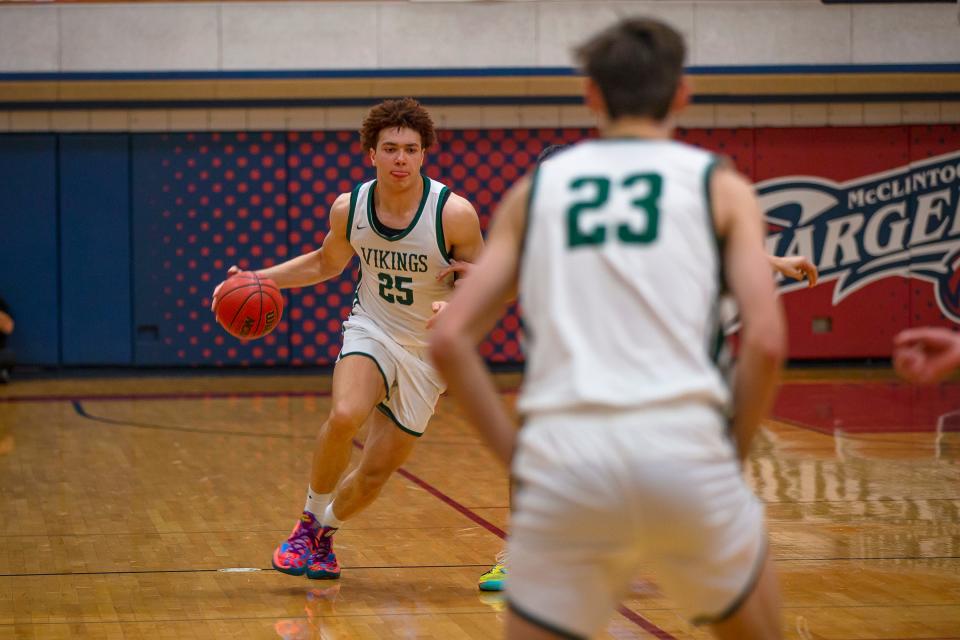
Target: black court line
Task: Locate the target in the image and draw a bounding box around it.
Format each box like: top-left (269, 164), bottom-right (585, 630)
top-left (769, 416), bottom-right (960, 442)
top-left (67, 398), bottom-right (675, 639)
top-left (0, 522), bottom-right (511, 538)
top-left (780, 556), bottom-right (960, 563)
top-left (2, 390), bottom-right (336, 404)
top-left (72, 400), bottom-right (312, 439)
top-left (0, 612), bottom-right (682, 634)
top-left (765, 497), bottom-right (960, 504)
top-left (71, 401), bottom-right (482, 448)
top-left (0, 387), bottom-right (519, 404)
top-left (0, 564), bottom-right (494, 579)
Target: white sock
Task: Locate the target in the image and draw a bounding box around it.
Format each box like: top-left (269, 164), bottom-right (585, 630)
top-left (304, 486), bottom-right (331, 518)
top-left (322, 501), bottom-right (344, 531)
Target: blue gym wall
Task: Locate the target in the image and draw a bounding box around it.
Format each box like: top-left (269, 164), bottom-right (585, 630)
top-left (0, 135), bottom-right (59, 365)
top-left (0, 129), bottom-right (551, 367)
top-left (60, 134), bottom-right (133, 366)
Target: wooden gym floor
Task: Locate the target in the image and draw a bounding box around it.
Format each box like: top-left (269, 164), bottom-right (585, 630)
top-left (0, 369), bottom-right (958, 639)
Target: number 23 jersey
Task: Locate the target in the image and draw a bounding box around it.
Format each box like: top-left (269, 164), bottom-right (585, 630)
top-left (518, 139), bottom-right (731, 416)
top-left (346, 175), bottom-right (454, 348)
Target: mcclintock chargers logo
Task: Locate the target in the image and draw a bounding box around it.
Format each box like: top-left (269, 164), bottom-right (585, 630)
top-left (759, 150), bottom-right (960, 322)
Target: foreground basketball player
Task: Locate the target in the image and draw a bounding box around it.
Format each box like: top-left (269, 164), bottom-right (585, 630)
top-left (212, 98), bottom-right (483, 580)
top-left (432, 17), bottom-right (784, 640)
top-left (474, 149), bottom-right (818, 594)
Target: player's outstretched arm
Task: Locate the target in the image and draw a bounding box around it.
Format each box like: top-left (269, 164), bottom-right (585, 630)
top-left (429, 178), bottom-right (530, 466)
top-left (253, 192), bottom-right (355, 288)
top-left (211, 193), bottom-right (355, 312)
top-left (893, 327), bottom-right (960, 384)
top-left (768, 254), bottom-right (818, 287)
top-left (714, 168), bottom-right (787, 461)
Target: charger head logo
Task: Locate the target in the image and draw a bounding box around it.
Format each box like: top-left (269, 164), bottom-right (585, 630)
top-left (760, 151), bottom-right (960, 323)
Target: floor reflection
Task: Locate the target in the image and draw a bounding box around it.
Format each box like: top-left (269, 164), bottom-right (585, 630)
top-left (274, 583), bottom-right (342, 640)
top-left (773, 381), bottom-right (960, 435)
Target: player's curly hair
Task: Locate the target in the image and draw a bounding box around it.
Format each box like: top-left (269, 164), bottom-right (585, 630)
top-left (360, 98), bottom-right (436, 152)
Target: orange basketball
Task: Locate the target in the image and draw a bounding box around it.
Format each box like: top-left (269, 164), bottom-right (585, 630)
top-left (215, 272), bottom-right (283, 340)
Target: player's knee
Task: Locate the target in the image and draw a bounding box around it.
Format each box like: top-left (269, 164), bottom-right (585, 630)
top-left (325, 405), bottom-right (365, 439)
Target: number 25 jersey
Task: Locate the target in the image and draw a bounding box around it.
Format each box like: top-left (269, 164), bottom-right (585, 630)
top-left (346, 175), bottom-right (454, 348)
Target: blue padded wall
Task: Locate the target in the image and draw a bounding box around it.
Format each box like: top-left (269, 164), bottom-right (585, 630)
top-left (0, 135), bottom-right (59, 365)
top-left (59, 134), bottom-right (133, 365)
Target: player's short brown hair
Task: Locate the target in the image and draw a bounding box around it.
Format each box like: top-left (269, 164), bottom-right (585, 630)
top-left (575, 17), bottom-right (686, 121)
top-left (360, 98), bottom-right (436, 152)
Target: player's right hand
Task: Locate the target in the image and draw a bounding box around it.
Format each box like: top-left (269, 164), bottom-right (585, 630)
top-left (893, 327), bottom-right (960, 384)
top-left (773, 255), bottom-right (818, 287)
top-left (210, 265), bottom-right (243, 312)
top-left (436, 259), bottom-right (474, 287)
top-left (425, 300), bottom-right (449, 330)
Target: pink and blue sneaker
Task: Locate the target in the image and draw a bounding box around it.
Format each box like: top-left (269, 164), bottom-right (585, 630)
top-left (306, 527), bottom-right (341, 580)
top-left (272, 512), bottom-right (319, 576)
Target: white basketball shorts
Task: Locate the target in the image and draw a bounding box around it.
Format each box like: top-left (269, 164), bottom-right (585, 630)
top-left (506, 404), bottom-right (767, 637)
top-left (338, 310), bottom-right (445, 436)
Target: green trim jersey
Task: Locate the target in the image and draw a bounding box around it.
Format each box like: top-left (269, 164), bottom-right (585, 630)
top-left (346, 175), bottom-right (454, 348)
top-left (517, 139), bottom-right (730, 416)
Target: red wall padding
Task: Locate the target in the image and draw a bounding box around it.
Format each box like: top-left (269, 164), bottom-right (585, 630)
top-left (137, 125), bottom-right (960, 365)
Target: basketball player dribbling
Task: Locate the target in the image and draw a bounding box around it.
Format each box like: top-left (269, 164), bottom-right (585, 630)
top-left (432, 17), bottom-right (785, 640)
top-left (211, 98), bottom-right (484, 580)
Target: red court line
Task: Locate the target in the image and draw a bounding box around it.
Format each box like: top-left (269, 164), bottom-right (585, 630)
top-left (616, 605), bottom-right (679, 640)
top-left (393, 466), bottom-right (507, 539)
top-left (359, 445), bottom-right (677, 639)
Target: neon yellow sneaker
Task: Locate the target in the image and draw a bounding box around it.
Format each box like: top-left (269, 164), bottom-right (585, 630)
top-left (478, 550), bottom-right (507, 591)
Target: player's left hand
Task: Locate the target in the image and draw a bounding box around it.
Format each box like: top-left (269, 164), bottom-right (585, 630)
top-left (426, 301), bottom-right (448, 330)
top-left (773, 255), bottom-right (818, 287)
top-left (436, 259), bottom-right (474, 287)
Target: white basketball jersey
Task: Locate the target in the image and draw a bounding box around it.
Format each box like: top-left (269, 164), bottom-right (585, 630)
top-left (347, 175), bottom-right (454, 348)
top-left (517, 139), bottom-right (730, 416)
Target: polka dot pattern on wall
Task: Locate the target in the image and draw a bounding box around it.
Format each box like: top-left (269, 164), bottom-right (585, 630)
top-left (147, 131), bottom-right (290, 367)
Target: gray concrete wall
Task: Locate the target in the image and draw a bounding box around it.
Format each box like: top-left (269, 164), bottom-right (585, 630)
top-left (0, 1), bottom-right (957, 73)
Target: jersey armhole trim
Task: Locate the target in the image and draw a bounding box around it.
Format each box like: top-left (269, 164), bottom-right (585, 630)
top-left (346, 182), bottom-right (361, 243)
top-left (517, 165), bottom-right (541, 348)
top-left (703, 155), bottom-right (727, 366)
top-left (703, 154), bottom-right (724, 282)
top-left (520, 165), bottom-right (540, 262)
top-left (436, 186), bottom-right (452, 262)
